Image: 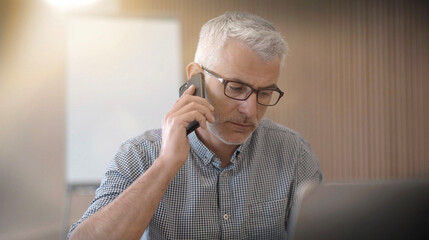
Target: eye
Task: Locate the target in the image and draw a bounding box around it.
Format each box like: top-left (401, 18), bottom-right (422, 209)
top-left (259, 89), bottom-right (273, 98)
top-left (227, 82), bottom-right (247, 93)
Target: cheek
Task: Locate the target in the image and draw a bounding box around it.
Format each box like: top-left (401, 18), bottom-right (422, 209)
top-left (206, 81), bottom-right (222, 103)
top-left (213, 99), bottom-right (237, 119)
top-left (207, 85), bottom-right (235, 112)
top-left (256, 106), bottom-right (268, 119)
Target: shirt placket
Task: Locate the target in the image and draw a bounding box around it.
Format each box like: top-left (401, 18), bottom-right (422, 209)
top-left (217, 166), bottom-right (234, 239)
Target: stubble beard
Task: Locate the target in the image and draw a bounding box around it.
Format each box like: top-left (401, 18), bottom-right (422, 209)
top-left (207, 120), bottom-right (242, 145)
top-left (205, 94), bottom-right (257, 146)
top-left (206, 112), bottom-right (257, 146)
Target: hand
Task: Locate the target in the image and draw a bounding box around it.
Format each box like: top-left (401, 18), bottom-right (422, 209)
top-left (159, 85), bottom-right (215, 167)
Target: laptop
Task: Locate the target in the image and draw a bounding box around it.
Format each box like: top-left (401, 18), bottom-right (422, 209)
top-left (287, 179), bottom-right (429, 240)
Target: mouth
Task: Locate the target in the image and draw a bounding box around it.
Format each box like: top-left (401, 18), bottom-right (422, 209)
top-left (229, 121), bottom-right (255, 129)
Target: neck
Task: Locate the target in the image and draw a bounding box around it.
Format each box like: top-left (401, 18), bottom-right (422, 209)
top-left (196, 128), bottom-right (239, 168)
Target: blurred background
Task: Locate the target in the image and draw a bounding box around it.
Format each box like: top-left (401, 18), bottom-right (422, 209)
top-left (0, 0), bottom-right (428, 239)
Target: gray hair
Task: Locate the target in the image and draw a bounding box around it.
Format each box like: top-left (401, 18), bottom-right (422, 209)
top-left (194, 12), bottom-right (288, 68)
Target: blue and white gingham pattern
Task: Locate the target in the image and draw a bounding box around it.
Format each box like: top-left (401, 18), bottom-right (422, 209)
top-left (68, 118), bottom-right (322, 239)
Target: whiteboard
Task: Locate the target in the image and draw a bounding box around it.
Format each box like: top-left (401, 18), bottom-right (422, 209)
top-left (66, 16), bottom-right (182, 184)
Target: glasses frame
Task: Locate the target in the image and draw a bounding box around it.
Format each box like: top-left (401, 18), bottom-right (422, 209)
top-left (201, 66), bottom-right (284, 106)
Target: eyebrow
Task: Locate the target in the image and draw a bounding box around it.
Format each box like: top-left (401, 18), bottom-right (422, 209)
top-left (204, 67), bottom-right (279, 90)
top-left (227, 78), bottom-right (279, 90)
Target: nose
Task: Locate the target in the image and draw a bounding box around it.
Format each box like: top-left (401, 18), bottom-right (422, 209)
top-left (237, 91), bottom-right (258, 117)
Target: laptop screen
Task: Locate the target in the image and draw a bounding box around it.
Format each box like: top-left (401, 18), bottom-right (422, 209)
top-left (287, 180), bottom-right (429, 240)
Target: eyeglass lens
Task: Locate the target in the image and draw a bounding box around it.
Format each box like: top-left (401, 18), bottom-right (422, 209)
top-left (225, 81), bottom-right (281, 106)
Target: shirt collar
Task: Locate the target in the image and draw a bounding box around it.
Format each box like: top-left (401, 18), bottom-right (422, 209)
top-left (188, 131), bottom-right (215, 165)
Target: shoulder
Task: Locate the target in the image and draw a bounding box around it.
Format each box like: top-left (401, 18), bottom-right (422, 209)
top-left (253, 119), bottom-right (322, 181)
top-left (255, 118), bottom-right (304, 143)
top-left (249, 119), bottom-right (314, 157)
top-left (122, 129), bottom-right (162, 150)
top-left (114, 129), bottom-right (162, 167)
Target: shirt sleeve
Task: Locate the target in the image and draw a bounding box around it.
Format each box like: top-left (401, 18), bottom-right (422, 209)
top-left (296, 137), bottom-right (323, 185)
top-left (67, 139), bottom-right (148, 239)
top-left (285, 136), bottom-right (323, 229)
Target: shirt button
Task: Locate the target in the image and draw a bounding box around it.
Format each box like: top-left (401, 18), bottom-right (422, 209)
top-left (223, 213), bottom-right (229, 220)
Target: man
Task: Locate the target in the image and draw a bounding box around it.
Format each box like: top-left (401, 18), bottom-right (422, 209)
top-left (68, 12), bottom-right (322, 240)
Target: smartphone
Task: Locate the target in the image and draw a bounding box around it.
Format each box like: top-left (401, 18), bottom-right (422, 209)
top-left (179, 73), bottom-right (206, 135)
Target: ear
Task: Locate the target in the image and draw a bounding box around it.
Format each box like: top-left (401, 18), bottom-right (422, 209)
top-left (186, 62), bottom-right (202, 80)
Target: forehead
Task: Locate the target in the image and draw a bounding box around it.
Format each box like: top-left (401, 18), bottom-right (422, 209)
top-left (212, 40), bottom-right (281, 88)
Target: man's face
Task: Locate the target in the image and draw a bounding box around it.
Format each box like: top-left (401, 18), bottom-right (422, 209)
top-left (202, 40), bottom-right (281, 145)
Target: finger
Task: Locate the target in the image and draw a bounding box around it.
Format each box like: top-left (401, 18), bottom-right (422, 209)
top-left (170, 85), bottom-right (198, 112)
top-left (180, 94), bottom-right (215, 112)
top-left (169, 85), bottom-right (215, 118)
top-left (169, 96), bottom-right (214, 120)
top-left (182, 84), bottom-right (196, 96)
top-left (176, 110), bottom-right (209, 130)
top-left (171, 101), bottom-right (215, 123)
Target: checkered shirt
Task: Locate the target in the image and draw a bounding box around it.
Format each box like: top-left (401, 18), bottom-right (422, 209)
top-left (68, 118), bottom-right (322, 239)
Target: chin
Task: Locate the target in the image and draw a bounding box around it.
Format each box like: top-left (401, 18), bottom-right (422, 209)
top-left (207, 122), bottom-right (253, 145)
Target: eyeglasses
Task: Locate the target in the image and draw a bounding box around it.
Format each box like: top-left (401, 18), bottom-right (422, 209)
top-left (202, 66), bottom-right (284, 106)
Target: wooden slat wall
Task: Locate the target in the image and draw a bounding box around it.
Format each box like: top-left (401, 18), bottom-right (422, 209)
top-left (121, 0), bottom-right (429, 181)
